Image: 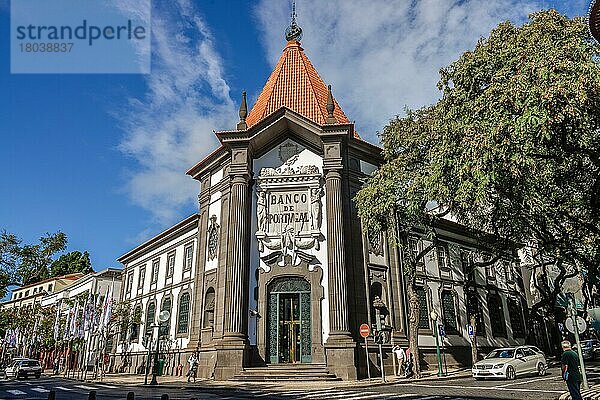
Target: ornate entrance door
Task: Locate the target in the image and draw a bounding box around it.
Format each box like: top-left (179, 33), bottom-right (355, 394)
top-left (267, 277), bottom-right (311, 364)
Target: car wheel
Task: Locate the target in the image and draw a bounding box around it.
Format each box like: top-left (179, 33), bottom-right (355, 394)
top-left (506, 365), bottom-right (516, 380)
top-left (537, 362), bottom-right (546, 376)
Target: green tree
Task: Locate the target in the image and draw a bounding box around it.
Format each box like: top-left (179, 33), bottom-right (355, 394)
top-left (356, 9), bottom-right (600, 367)
top-left (50, 251), bottom-right (93, 277)
top-left (0, 231), bottom-right (20, 298)
top-left (16, 232), bottom-right (68, 285)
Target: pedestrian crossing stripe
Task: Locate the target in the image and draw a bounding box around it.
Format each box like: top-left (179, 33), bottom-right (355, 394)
top-left (31, 388), bottom-right (50, 392)
top-left (74, 385), bottom-right (99, 390)
top-left (54, 386), bottom-right (73, 391)
top-left (6, 390), bottom-right (26, 395)
top-left (299, 390), bottom-right (361, 398)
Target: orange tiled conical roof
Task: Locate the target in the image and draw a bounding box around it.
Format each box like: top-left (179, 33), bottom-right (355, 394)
top-left (246, 41), bottom-right (351, 128)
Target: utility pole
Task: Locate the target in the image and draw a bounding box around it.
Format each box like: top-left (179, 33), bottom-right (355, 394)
top-left (568, 293), bottom-right (588, 390)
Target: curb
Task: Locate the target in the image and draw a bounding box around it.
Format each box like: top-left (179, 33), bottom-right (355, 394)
top-left (558, 384), bottom-right (600, 400)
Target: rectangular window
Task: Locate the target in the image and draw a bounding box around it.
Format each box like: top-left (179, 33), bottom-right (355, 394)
top-left (508, 298), bottom-right (525, 338)
top-left (151, 259), bottom-right (160, 283)
top-left (437, 245), bottom-right (448, 270)
top-left (409, 237), bottom-right (425, 271)
top-left (166, 252), bottom-right (175, 278)
top-left (504, 261), bottom-right (515, 283)
top-left (25, 290), bottom-right (29, 297)
top-left (48, 284), bottom-right (53, 292)
top-left (184, 244), bottom-right (193, 271)
top-left (415, 286), bottom-right (430, 329)
top-left (138, 267), bottom-right (146, 289)
top-left (441, 291), bottom-right (458, 333)
top-left (126, 271), bottom-right (134, 295)
top-left (489, 294), bottom-right (507, 338)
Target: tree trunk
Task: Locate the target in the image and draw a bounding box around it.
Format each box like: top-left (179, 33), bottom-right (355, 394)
top-left (470, 315), bottom-right (478, 366)
top-left (407, 283), bottom-right (421, 378)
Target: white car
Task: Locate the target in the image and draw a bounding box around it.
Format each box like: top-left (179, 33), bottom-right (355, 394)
top-left (4, 359), bottom-right (42, 379)
top-left (472, 346), bottom-right (547, 380)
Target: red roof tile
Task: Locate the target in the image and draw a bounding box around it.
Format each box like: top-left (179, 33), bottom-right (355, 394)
top-left (246, 41), bottom-right (352, 130)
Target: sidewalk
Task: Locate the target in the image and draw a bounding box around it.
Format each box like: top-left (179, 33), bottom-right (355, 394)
top-left (81, 367), bottom-right (472, 389)
top-left (558, 384), bottom-right (600, 400)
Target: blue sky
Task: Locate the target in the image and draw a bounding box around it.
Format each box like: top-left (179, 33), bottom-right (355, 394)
top-left (0, 0), bottom-right (589, 277)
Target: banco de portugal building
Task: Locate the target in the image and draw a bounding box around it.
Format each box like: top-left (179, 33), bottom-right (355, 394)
top-left (116, 23), bottom-right (528, 381)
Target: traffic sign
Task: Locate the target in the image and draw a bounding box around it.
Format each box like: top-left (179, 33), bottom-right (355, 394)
top-left (359, 323), bottom-right (370, 338)
top-left (566, 316), bottom-right (587, 334)
top-left (438, 324), bottom-right (446, 337)
top-left (467, 324), bottom-right (475, 338)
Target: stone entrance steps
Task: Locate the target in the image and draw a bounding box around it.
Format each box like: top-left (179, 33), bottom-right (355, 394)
top-left (232, 364), bottom-right (340, 381)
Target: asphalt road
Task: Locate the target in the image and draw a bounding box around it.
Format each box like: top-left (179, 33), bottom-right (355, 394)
top-left (0, 365), bottom-right (595, 400)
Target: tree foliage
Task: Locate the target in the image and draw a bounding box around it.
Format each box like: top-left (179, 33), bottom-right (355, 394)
top-left (50, 251), bottom-right (93, 277)
top-left (355, 9), bottom-right (600, 364)
top-left (0, 230), bottom-right (96, 296)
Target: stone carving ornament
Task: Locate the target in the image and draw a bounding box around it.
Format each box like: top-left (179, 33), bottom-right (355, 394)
top-left (207, 215), bottom-right (220, 261)
top-left (367, 230), bottom-right (383, 256)
top-left (256, 159), bottom-right (323, 269)
top-left (257, 191), bottom-right (267, 232)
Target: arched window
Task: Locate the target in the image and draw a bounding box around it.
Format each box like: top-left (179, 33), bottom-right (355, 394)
top-left (203, 288), bottom-right (215, 329)
top-left (145, 302), bottom-right (155, 337)
top-left (466, 291), bottom-right (486, 337)
top-left (441, 290), bottom-right (458, 333)
top-left (130, 305), bottom-right (142, 341)
top-left (369, 282), bottom-right (384, 326)
top-left (159, 297), bottom-right (172, 338)
top-left (177, 293), bottom-right (191, 334)
top-left (488, 293), bottom-right (507, 338)
top-left (415, 286), bottom-right (430, 329)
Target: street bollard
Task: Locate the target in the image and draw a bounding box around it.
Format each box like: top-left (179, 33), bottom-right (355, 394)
top-left (160, 395), bottom-right (169, 400)
top-left (127, 392), bottom-right (135, 400)
top-left (47, 390), bottom-right (56, 400)
top-left (88, 390), bottom-right (97, 400)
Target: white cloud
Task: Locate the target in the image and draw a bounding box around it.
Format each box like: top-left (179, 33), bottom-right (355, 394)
top-left (118, 0), bottom-right (236, 227)
top-left (255, 0), bottom-right (542, 141)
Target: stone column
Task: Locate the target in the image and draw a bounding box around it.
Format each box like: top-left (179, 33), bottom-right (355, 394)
top-left (223, 172), bottom-right (250, 338)
top-left (214, 147), bottom-right (251, 380)
top-left (188, 177), bottom-right (211, 350)
top-left (322, 139), bottom-right (357, 380)
top-left (325, 168), bottom-right (351, 336)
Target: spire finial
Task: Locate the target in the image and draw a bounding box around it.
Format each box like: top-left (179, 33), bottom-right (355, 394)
top-left (285, 0), bottom-right (303, 42)
top-left (326, 85), bottom-right (336, 124)
top-left (237, 91), bottom-right (247, 130)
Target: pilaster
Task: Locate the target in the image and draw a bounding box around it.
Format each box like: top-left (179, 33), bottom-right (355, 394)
top-left (322, 138), bottom-right (357, 380)
top-left (214, 146), bottom-right (252, 379)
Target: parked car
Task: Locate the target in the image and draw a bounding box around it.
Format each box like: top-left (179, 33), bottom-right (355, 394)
top-left (4, 359), bottom-right (42, 379)
top-left (472, 346), bottom-right (547, 380)
top-left (579, 339), bottom-right (600, 360)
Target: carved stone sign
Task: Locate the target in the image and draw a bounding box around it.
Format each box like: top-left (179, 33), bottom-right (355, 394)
top-left (266, 190), bottom-right (310, 232)
top-left (255, 156), bottom-right (323, 268)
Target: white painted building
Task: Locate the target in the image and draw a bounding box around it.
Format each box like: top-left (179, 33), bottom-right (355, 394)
top-left (115, 215), bottom-right (198, 375)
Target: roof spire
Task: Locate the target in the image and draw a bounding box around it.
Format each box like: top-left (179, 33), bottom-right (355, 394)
top-left (285, 0), bottom-right (303, 42)
top-left (326, 85), bottom-right (336, 124)
top-left (237, 91), bottom-right (247, 130)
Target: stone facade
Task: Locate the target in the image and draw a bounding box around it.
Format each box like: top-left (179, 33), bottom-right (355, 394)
top-left (115, 37), bottom-right (530, 381)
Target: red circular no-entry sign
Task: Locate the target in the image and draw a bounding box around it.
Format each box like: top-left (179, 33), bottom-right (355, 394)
top-left (359, 323), bottom-right (370, 338)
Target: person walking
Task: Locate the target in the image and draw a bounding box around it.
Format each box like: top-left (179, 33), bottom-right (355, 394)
top-left (186, 353), bottom-right (198, 383)
top-left (561, 340), bottom-right (583, 400)
top-left (393, 345), bottom-right (406, 376)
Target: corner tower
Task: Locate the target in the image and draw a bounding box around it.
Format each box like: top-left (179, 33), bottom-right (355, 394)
top-left (187, 9), bottom-right (401, 381)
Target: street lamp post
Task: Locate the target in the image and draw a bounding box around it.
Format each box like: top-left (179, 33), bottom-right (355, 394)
top-left (430, 310), bottom-right (443, 377)
top-left (150, 329), bottom-right (160, 386)
top-left (150, 310), bottom-right (170, 386)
